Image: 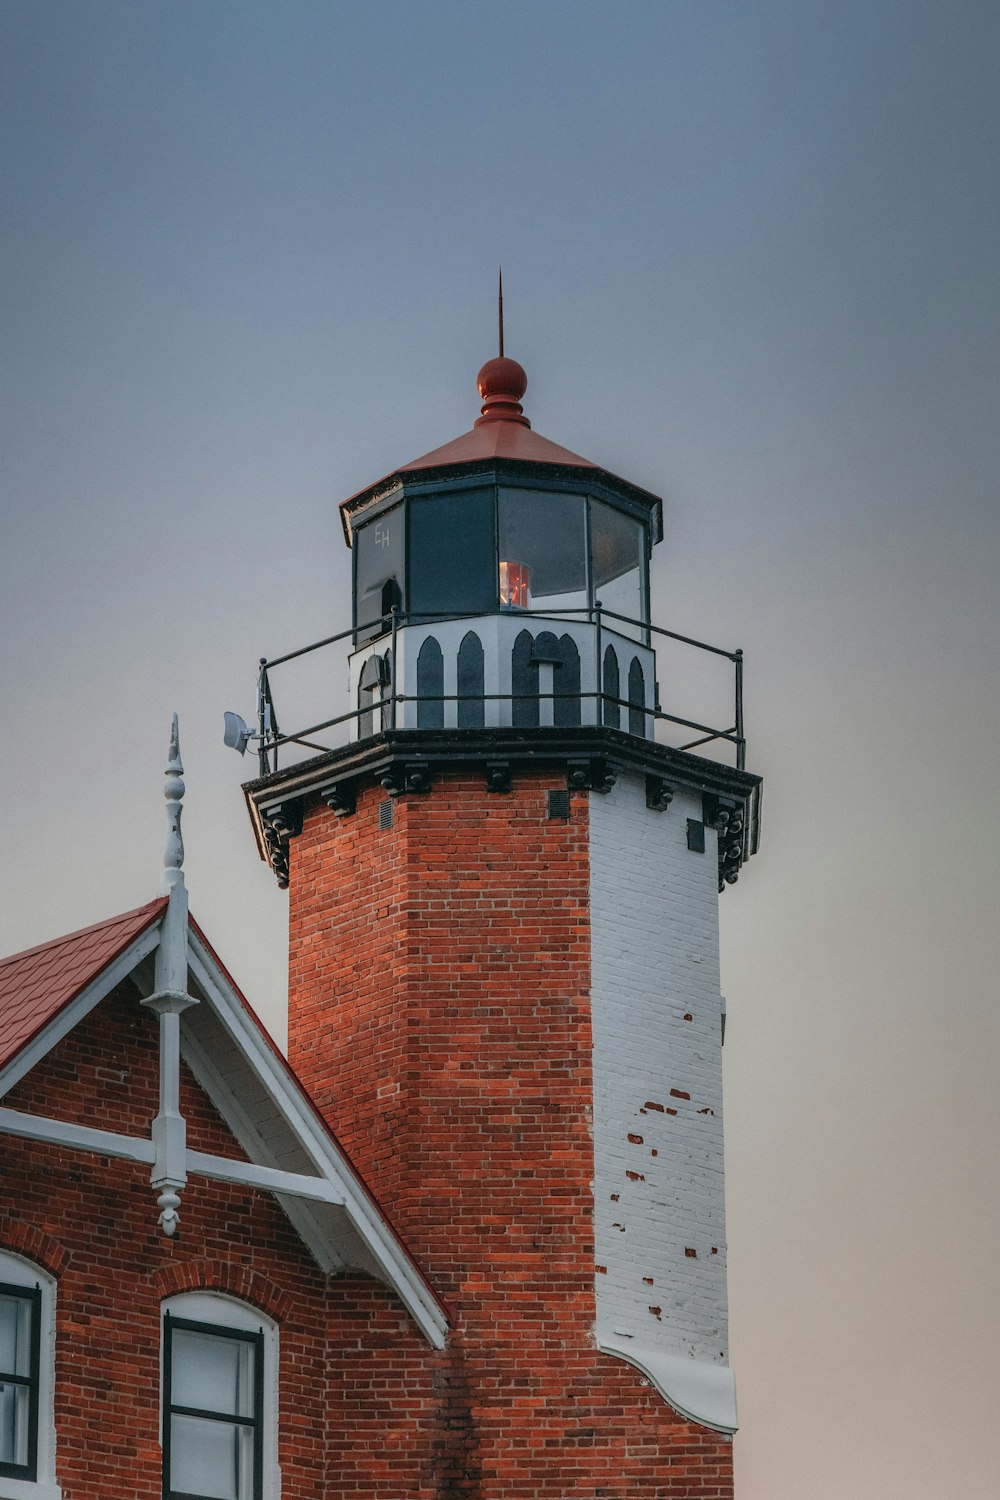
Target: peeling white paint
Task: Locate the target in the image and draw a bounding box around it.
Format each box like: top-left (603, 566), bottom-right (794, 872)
top-left (589, 773), bottom-right (736, 1433)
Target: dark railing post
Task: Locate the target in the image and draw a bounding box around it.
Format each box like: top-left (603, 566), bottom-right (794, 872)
top-left (734, 648), bottom-right (745, 770)
top-left (257, 658), bottom-right (270, 776)
top-left (594, 602), bottom-right (603, 728)
top-left (389, 606), bottom-right (399, 731)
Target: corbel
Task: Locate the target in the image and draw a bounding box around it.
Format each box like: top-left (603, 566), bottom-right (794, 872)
top-left (380, 760), bottom-right (431, 797)
top-left (319, 779), bottom-right (357, 818)
top-left (704, 795), bottom-right (746, 892)
top-left (484, 760), bottom-right (512, 793)
top-left (261, 799), bottom-right (304, 889)
top-left (566, 756), bottom-right (617, 794)
top-left (645, 775), bottom-right (675, 812)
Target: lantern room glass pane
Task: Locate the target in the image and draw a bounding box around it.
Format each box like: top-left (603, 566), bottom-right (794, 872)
top-left (354, 502), bottom-right (405, 644)
top-left (408, 489), bottom-right (496, 617)
top-left (498, 490), bottom-right (587, 616)
top-left (590, 499), bottom-right (646, 641)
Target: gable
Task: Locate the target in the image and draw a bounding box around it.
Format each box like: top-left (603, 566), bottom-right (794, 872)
top-left (3, 977), bottom-right (251, 1166)
top-left (0, 901), bottom-right (448, 1349)
top-left (0, 899), bottom-right (166, 1083)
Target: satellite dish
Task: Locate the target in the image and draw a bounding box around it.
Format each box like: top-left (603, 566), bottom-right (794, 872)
top-left (223, 711), bottom-right (255, 756)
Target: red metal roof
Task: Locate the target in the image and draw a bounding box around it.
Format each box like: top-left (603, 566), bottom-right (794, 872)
top-left (398, 418), bottom-right (596, 473)
top-left (0, 899), bottom-right (167, 1071)
top-left (339, 355), bottom-right (611, 536)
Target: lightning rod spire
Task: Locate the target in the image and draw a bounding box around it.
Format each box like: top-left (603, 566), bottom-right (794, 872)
top-left (162, 712), bottom-right (185, 894)
top-left (498, 266), bottom-right (504, 358)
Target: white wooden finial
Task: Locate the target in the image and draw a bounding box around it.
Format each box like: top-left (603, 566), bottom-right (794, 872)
top-left (163, 712), bottom-right (185, 893)
top-left (144, 713), bottom-right (195, 1235)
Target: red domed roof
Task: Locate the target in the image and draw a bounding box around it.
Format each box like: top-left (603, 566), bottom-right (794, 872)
top-left (340, 354), bottom-right (661, 543)
top-left (398, 354), bottom-right (597, 472)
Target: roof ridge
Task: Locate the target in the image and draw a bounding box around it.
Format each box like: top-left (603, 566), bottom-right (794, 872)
top-left (0, 897), bottom-right (167, 970)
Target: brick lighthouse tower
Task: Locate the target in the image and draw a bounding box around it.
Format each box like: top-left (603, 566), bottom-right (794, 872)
top-left (242, 343), bottom-right (761, 1495)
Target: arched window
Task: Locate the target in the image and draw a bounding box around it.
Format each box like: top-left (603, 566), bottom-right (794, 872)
top-left (162, 1292), bottom-right (279, 1500)
top-left (457, 632), bottom-right (485, 729)
top-left (511, 630), bottom-right (538, 728)
top-left (553, 634), bottom-right (581, 727)
top-left (357, 654), bottom-right (389, 740)
top-left (416, 637), bottom-right (445, 729)
top-left (0, 1249), bottom-right (58, 1498)
top-left (628, 656), bottom-right (647, 738)
top-left (602, 645), bottom-right (620, 729)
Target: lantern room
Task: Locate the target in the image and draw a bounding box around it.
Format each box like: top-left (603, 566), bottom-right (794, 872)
top-left (342, 356), bottom-right (664, 739)
top-left (351, 477), bottom-right (652, 644)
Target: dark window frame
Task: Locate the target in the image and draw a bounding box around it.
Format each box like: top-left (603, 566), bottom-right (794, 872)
top-left (0, 1280), bottom-right (41, 1482)
top-left (162, 1312), bottom-right (264, 1500)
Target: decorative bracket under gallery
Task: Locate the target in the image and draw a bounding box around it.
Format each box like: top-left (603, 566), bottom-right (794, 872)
top-left (244, 727), bottom-right (761, 888)
top-left (260, 800), bottom-right (304, 889)
top-left (566, 756), bottom-right (617, 793)
top-left (704, 794), bottom-right (748, 891)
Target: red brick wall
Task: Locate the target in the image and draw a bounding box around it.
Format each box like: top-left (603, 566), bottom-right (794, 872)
top-left (287, 771), bottom-right (734, 1497)
top-left (1, 982), bottom-right (437, 1498)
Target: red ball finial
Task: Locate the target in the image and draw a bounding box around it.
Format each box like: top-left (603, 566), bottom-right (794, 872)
top-left (475, 356), bottom-right (530, 428)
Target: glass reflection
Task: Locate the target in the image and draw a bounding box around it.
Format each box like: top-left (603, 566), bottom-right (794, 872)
top-left (0, 1297), bottom-right (30, 1378)
top-left (590, 500), bottom-right (645, 640)
top-left (170, 1412), bottom-right (251, 1500)
top-left (0, 1384), bottom-right (28, 1468)
top-left (171, 1329), bottom-right (252, 1417)
top-left (498, 490), bottom-right (587, 616)
top-left (0, 1295), bottom-right (31, 1471)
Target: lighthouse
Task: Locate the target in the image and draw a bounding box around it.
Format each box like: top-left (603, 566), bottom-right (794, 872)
top-left (242, 345), bottom-right (761, 1488)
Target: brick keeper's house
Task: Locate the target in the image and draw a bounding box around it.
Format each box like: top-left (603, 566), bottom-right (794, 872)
top-left (0, 346), bottom-right (761, 1499)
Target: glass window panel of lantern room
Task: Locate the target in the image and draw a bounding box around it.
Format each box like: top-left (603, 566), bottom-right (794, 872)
top-left (589, 500), bottom-right (645, 638)
top-left (408, 489), bottom-right (496, 617)
top-left (354, 503), bottom-right (405, 640)
top-left (498, 490), bottom-right (587, 615)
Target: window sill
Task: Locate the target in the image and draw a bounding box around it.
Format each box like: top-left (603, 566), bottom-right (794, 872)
top-left (0, 1481), bottom-right (62, 1500)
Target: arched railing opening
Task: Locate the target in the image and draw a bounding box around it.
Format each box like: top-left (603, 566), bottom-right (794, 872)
top-left (457, 631), bottom-right (485, 729)
top-left (416, 637), bottom-right (445, 729)
top-left (554, 633), bottom-right (581, 728)
top-left (628, 656), bottom-right (646, 737)
top-left (602, 644), bottom-right (620, 730)
top-left (512, 629), bottom-right (538, 728)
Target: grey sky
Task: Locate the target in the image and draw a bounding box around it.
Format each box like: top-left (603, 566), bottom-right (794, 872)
top-left (2, 4), bottom-right (998, 1495)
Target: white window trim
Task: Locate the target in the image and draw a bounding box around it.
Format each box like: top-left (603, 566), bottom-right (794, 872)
top-left (161, 1292), bottom-right (280, 1500)
top-left (0, 1251), bottom-right (60, 1500)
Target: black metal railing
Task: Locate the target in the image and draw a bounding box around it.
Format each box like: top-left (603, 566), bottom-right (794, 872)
top-left (250, 605), bottom-right (745, 777)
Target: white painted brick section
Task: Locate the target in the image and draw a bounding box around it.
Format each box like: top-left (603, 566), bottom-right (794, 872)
top-left (589, 774), bottom-right (729, 1374)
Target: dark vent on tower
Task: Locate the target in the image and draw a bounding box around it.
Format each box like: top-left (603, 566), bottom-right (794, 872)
top-left (547, 790), bottom-right (571, 820)
top-left (378, 800), bottom-right (394, 831)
